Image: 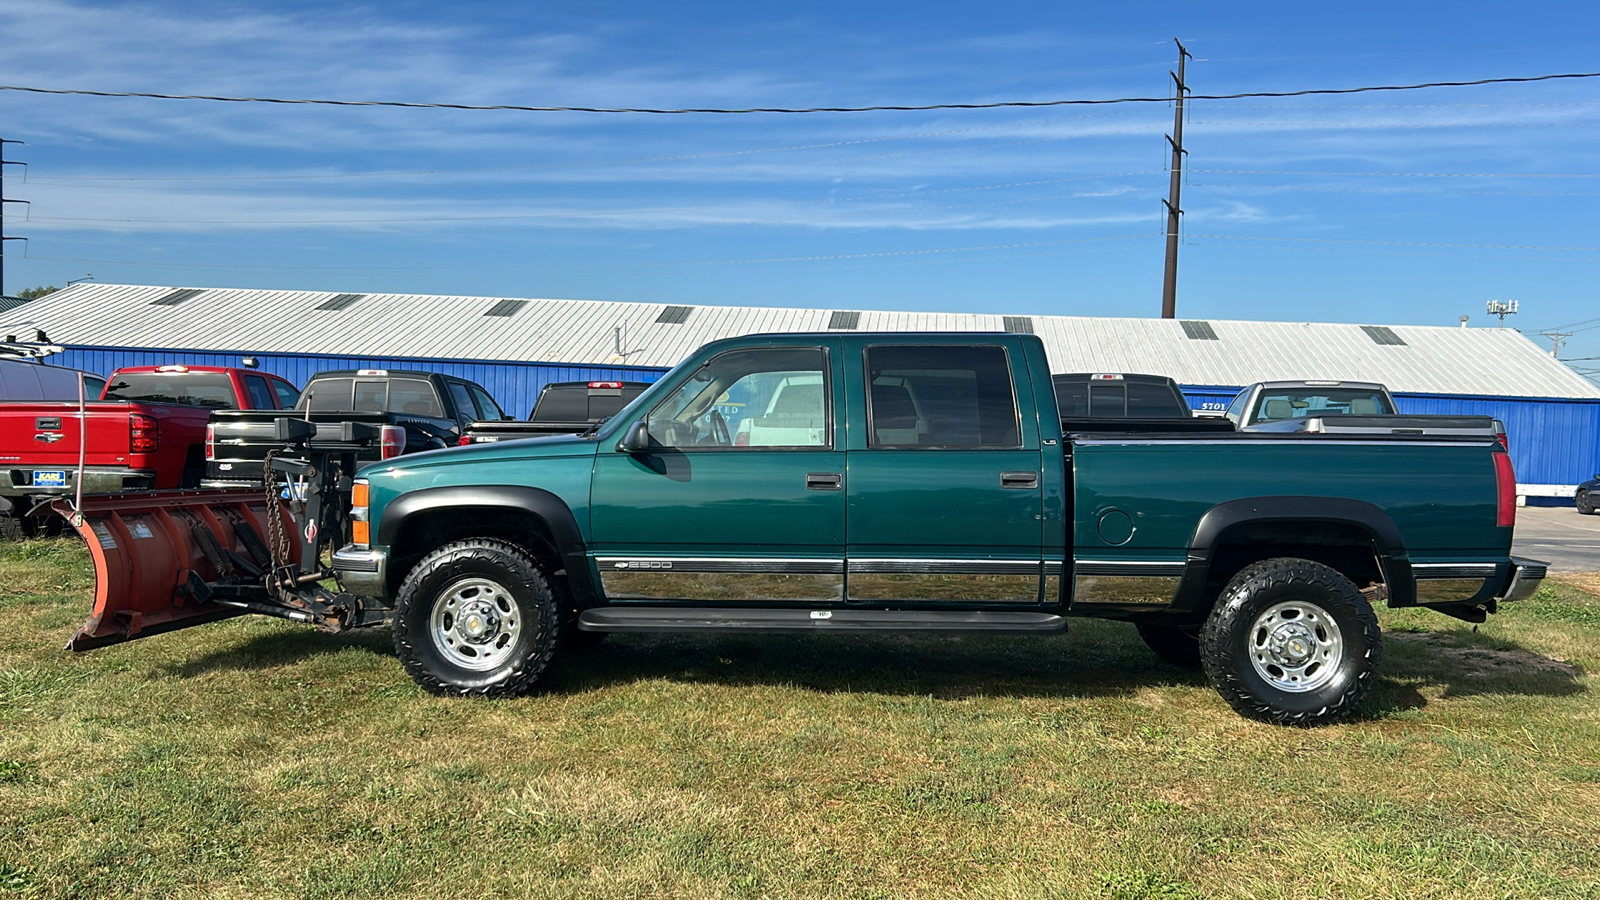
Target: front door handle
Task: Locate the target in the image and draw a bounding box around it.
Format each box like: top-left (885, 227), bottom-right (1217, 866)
top-left (1000, 471), bottom-right (1039, 490)
top-left (806, 472), bottom-right (843, 491)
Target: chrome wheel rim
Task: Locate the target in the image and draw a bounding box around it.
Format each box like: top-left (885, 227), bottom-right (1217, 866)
top-left (429, 577), bottom-right (522, 671)
top-left (1248, 600), bottom-right (1343, 693)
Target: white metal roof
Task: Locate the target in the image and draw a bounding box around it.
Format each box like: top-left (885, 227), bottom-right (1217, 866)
top-left (6, 283), bottom-right (1596, 400)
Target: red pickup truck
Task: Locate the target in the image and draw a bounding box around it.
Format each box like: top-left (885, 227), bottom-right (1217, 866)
top-left (0, 365), bottom-right (297, 538)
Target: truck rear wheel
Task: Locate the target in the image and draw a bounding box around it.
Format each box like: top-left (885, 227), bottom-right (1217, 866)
top-left (1579, 489), bottom-right (1595, 515)
top-left (392, 539), bottom-right (560, 697)
top-left (1134, 622), bottom-right (1201, 669)
top-left (1199, 558), bottom-right (1381, 726)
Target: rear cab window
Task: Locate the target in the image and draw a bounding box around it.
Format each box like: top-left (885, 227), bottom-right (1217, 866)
top-left (1252, 388), bottom-right (1395, 423)
top-left (103, 372), bottom-right (240, 409)
top-left (304, 378), bottom-right (355, 412)
top-left (387, 379), bottom-right (444, 417)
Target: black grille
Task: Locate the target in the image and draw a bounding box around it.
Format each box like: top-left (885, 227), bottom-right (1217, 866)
top-left (1361, 325), bottom-right (1407, 346)
top-left (151, 288), bottom-right (205, 307)
top-left (316, 293), bottom-right (365, 311)
top-left (484, 299), bottom-right (528, 318)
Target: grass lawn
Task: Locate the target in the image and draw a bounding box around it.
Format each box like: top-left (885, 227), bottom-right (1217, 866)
top-left (2, 537), bottom-right (1598, 899)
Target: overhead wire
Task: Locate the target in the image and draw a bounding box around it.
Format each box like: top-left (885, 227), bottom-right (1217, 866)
top-left (2, 70), bottom-right (1598, 114)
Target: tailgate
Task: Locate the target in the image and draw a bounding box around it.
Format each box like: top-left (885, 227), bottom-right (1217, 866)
top-left (0, 404), bottom-right (135, 469)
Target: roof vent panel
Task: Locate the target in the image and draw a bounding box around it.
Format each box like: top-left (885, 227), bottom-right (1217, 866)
top-left (484, 299), bottom-right (528, 318)
top-left (151, 288), bottom-right (205, 307)
top-left (656, 305), bottom-right (694, 325)
top-left (316, 293), bottom-right (365, 311)
top-left (1360, 325), bottom-right (1407, 346)
top-left (1181, 320), bottom-right (1219, 341)
top-left (827, 311), bottom-right (861, 330)
top-left (1002, 316), bottom-right (1034, 334)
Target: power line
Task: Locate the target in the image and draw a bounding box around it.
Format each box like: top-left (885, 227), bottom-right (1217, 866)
top-left (1192, 169), bottom-right (1600, 178)
top-left (3, 71), bottom-right (1598, 114)
top-left (1187, 234), bottom-right (1600, 251)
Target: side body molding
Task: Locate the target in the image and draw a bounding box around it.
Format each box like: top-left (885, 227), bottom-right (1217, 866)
top-left (1173, 496), bottom-right (1412, 612)
top-left (376, 485), bottom-right (599, 607)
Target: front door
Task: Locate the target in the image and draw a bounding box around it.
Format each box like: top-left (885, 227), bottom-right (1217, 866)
top-left (844, 342), bottom-right (1044, 604)
top-left (590, 343), bottom-right (846, 603)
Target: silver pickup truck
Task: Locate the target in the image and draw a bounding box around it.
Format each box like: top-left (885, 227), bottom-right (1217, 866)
top-left (1225, 379), bottom-right (1503, 439)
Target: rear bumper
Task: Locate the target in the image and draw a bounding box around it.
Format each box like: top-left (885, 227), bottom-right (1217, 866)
top-left (1500, 557), bottom-right (1548, 603)
top-left (2, 467), bottom-right (156, 498)
top-left (332, 544), bottom-right (388, 598)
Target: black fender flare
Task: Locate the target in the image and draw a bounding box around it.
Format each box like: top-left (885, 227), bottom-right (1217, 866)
top-left (1173, 496), bottom-right (1412, 612)
top-left (377, 485), bottom-right (599, 608)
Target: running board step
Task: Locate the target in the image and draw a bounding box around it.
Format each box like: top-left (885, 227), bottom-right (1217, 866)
top-left (577, 607), bottom-right (1067, 634)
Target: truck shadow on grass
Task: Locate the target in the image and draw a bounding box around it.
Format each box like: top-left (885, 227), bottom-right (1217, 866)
top-left (160, 617), bottom-right (1585, 712)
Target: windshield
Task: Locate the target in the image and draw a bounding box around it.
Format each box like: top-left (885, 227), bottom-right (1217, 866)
top-left (1251, 388), bottom-right (1394, 423)
top-left (103, 373), bottom-right (239, 409)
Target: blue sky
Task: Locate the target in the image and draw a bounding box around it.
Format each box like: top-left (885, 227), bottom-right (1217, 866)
top-left (1, 0), bottom-right (1597, 380)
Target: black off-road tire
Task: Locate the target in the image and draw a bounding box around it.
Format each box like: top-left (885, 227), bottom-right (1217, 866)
top-left (1578, 490), bottom-right (1596, 515)
top-left (1200, 557), bottom-right (1381, 726)
top-left (0, 514), bottom-right (24, 542)
top-left (392, 539), bottom-right (561, 697)
top-left (1135, 622), bottom-right (1202, 669)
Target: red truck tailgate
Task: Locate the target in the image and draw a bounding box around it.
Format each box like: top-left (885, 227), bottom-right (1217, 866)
top-left (0, 401), bottom-right (212, 489)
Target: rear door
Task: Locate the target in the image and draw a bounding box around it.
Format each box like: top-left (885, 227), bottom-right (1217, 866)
top-left (843, 340), bottom-right (1045, 604)
top-left (590, 342), bottom-right (846, 604)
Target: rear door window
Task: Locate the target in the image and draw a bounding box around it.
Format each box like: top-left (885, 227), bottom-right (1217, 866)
top-left (446, 381), bottom-right (478, 421)
top-left (272, 379), bottom-right (301, 409)
top-left (243, 375), bottom-right (276, 409)
top-left (865, 345), bottom-right (1019, 448)
top-left (468, 385), bottom-right (505, 421)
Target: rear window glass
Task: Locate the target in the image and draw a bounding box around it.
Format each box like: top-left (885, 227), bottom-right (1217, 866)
top-left (304, 378), bottom-right (354, 412)
top-left (1253, 388), bottom-right (1394, 422)
top-left (387, 379), bottom-right (444, 417)
top-left (866, 345), bottom-right (1019, 448)
top-left (103, 373), bottom-right (239, 409)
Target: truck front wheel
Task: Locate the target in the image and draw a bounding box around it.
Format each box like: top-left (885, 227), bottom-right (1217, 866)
top-left (392, 539), bottom-right (561, 697)
top-left (1199, 558), bottom-right (1381, 726)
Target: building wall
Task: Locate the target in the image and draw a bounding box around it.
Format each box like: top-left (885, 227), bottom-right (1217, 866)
top-left (1181, 384), bottom-right (1600, 492)
top-left (54, 345), bottom-right (668, 421)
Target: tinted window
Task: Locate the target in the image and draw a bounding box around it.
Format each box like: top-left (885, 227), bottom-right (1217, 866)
top-left (866, 345), bottom-right (1018, 448)
top-left (1225, 389), bottom-right (1250, 423)
top-left (446, 381), bottom-right (477, 420)
top-left (353, 380), bottom-right (386, 412)
top-left (469, 385), bottom-right (504, 421)
top-left (243, 375), bottom-right (276, 409)
top-left (103, 373), bottom-right (240, 409)
top-left (387, 379), bottom-right (443, 417)
top-left (646, 348), bottom-right (829, 449)
top-left (83, 375), bottom-right (107, 398)
top-left (273, 380), bottom-right (301, 410)
top-left (1054, 379), bottom-right (1091, 417)
top-left (1088, 383), bottom-right (1125, 417)
top-left (533, 386), bottom-right (587, 421)
top-left (305, 378), bottom-right (354, 412)
top-left (1126, 381), bottom-right (1188, 417)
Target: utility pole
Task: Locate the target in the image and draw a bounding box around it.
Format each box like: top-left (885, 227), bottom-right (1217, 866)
top-left (1160, 39), bottom-right (1191, 320)
top-left (1486, 298), bottom-right (1518, 327)
top-left (1539, 329), bottom-right (1573, 358)
top-left (1, 138), bottom-right (27, 298)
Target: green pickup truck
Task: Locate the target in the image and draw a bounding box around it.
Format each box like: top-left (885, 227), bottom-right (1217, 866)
top-left (331, 332), bottom-right (1544, 725)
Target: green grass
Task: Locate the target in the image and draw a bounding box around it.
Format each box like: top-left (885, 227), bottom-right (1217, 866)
top-left (2, 537), bottom-right (1599, 898)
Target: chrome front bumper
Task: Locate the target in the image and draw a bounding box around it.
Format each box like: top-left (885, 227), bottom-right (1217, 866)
top-left (1500, 557), bottom-right (1548, 603)
top-left (331, 544), bottom-right (388, 598)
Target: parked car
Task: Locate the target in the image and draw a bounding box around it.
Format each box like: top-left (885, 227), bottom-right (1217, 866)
top-left (0, 357), bottom-right (106, 402)
top-left (461, 380), bottom-right (653, 445)
top-left (0, 364), bottom-right (294, 538)
top-left (1578, 476), bottom-right (1599, 515)
top-left (205, 369), bottom-right (506, 488)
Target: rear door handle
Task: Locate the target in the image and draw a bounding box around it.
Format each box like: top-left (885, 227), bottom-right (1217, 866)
top-left (1000, 471), bottom-right (1039, 489)
top-left (806, 472), bottom-right (843, 491)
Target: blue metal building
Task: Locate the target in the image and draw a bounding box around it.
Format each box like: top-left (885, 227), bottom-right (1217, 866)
top-left (7, 283), bottom-right (1597, 500)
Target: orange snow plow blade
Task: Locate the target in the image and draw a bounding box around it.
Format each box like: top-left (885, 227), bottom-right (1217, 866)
top-left (57, 490), bottom-right (300, 651)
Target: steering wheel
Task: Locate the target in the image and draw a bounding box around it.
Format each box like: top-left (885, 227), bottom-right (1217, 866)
top-left (709, 409), bottom-right (731, 446)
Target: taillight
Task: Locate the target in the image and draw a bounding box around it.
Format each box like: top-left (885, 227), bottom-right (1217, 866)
top-left (380, 425), bottom-right (404, 460)
top-left (1493, 449), bottom-right (1517, 528)
top-left (130, 414), bottom-right (158, 453)
top-left (350, 479), bottom-right (370, 548)
top-left (459, 435), bottom-right (472, 446)
top-left (205, 423), bottom-right (216, 461)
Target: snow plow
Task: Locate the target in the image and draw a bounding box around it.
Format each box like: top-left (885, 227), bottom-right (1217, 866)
top-left (60, 418), bottom-right (390, 651)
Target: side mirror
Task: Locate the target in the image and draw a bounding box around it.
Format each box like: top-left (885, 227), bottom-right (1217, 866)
top-left (618, 421), bottom-right (651, 453)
